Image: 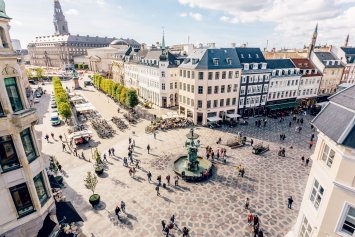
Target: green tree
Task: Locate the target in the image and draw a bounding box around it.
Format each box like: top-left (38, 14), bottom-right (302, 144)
top-left (126, 89), bottom-right (139, 108)
top-left (26, 69), bottom-right (33, 79)
top-left (35, 68), bottom-right (44, 79)
top-left (119, 87), bottom-right (127, 104)
top-left (84, 172), bottom-right (98, 195)
top-left (58, 102), bottom-right (72, 121)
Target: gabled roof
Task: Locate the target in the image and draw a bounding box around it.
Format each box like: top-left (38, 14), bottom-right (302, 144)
top-left (266, 59), bottom-right (295, 69)
top-left (179, 48), bottom-right (242, 70)
top-left (314, 52), bottom-right (344, 68)
top-left (291, 58), bottom-right (323, 77)
top-left (235, 47), bottom-right (266, 64)
top-left (312, 85), bottom-right (355, 149)
top-left (340, 47), bottom-right (355, 64)
top-left (140, 49), bottom-right (181, 68)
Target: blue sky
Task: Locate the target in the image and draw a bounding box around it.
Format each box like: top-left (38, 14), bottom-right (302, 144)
top-left (6, 0), bottom-right (355, 49)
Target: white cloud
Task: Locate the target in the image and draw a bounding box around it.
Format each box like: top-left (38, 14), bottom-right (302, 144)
top-left (179, 12), bottom-right (188, 17)
top-left (65, 9), bottom-right (79, 16)
top-left (10, 20), bottom-right (23, 26)
top-left (96, 0), bottom-right (106, 6)
top-left (178, 0), bottom-right (355, 47)
top-left (189, 12), bottom-right (203, 21)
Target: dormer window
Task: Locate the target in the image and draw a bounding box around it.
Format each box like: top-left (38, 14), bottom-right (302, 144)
top-left (184, 58), bottom-right (191, 64)
top-left (243, 63), bottom-right (249, 70)
top-left (192, 59), bottom-right (199, 64)
top-left (226, 58), bottom-right (232, 65)
top-left (261, 63), bottom-right (267, 69)
top-left (253, 63), bottom-right (258, 69)
top-left (256, 54), bottom-right (259, 58)
top-left (248, 54), bottom-right (251, 58)
top-left (213, 58), bottom-right (219, 66)
top-left (240, 54), bottom-right (244, 58)
top-left (175, 60), bottom-right (180, 65)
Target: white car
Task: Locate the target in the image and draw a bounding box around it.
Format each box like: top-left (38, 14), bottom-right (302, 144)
top-left (34, 98), bottom-right (40, 103)
top-left (51, 108), bottom-right (58, 113)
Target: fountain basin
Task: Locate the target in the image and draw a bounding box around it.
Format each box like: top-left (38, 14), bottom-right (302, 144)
top-left (173, 156), bottom-right (213, 182)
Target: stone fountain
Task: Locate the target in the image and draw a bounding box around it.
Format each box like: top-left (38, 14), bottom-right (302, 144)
top-left (173, 128), bottom-right (213, 181)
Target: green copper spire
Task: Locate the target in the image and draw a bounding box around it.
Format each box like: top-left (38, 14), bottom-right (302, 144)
top-left (161, 28), bottom-right (165, 50)
top-left (0, 0), bottom-right (11, 19)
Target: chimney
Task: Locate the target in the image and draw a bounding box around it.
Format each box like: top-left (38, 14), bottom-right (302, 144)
top-left (231, 43), bottom-right (236, 47)
top-left (207, 42), bottom-right (216, 48)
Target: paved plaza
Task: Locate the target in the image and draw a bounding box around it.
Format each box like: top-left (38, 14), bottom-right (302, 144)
top-left (33, 79), bottom-right (315, 237)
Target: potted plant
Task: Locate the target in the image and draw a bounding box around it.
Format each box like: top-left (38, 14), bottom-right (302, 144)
top-left (93, 149), bottom-right (104, 175)
top-left (49, 156), bottom-right (63, 185)
top-left (84, 171), bottom-right (100, 207)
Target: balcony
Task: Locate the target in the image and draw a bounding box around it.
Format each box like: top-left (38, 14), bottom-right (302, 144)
top-left (11, 108), bottom-right (38, 128)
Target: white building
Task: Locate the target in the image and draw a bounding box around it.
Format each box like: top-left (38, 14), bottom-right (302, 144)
top-left (0, 2), bottom-right (55, 236)
top-left (265, 59), bottom-right (301, 113)
top-left (331, 45), bottom-right (355, 84)
top-left (178, 48), bottom-right (242, 125)
top-left (290, 85), bottom-right (355, 237)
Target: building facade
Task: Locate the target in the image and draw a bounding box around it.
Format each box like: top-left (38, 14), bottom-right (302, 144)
top-left (291, 58), bottom-right (322, 107)
top-left (235, 47), bottom-right (271, 117)
top-left (311, 52), bottom-right (344, 101)
top-left (292, 85), bottom-right (355, 237)
top-left (265, 59), bottom-right (301, 114)
top-left (178, 48), bottom-right (242, 125)
top-left (27, 0), bottom-right (115, 68)
top-left (0, 3), bottom-right (54, 236)
top-left (331, 46), bottom-right (355, 84)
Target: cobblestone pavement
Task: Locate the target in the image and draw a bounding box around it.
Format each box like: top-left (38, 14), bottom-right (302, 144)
top-left (34, 79), bottom-right (313, 237)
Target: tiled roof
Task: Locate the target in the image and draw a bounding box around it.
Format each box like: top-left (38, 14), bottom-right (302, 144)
top-left (290, 58), bottom-right (322, 77)
top-left (312, 85), bottom-right (355, 149)
top-left (235, 48), bottom-right (266, 64)
top-left (340, 47), bottom-right (355, 64)
top-left (314, 52), bottom-right (344, 68)
top-left (266, 59), bottom-right (295, 69)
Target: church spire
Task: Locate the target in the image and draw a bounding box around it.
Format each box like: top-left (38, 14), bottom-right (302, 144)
top-left (345, 34), bottom-right (349, 47)
top-left (53, 0), bottom-right (69, 35)
top-left (307, 23), bottom-right (318, 59)
top-left (159, 28), bottom-right (168, 61)
top-left (161, 28), bottom-right (166, 50)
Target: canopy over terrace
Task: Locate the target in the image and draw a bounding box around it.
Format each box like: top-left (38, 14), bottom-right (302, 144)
top-left (162, 111), bottom-right (182, 119)
top-left (75, 102), bottom-right (95, 113)
top-left (207, 116), bottom-right (222, 122)
top-left (226, 114), bottom-right (241, 119)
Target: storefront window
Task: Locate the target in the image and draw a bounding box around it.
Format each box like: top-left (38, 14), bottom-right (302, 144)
top-left (10, 183), bottom-right (35, 217)
top-left (4, 77), bottom-right (23, 112)
top-left (20, 128), bottom-right (38, 163)
top-left (0, 135), bottom-right (20, 172)
top-left (33, 172), bottom-right (49, 206)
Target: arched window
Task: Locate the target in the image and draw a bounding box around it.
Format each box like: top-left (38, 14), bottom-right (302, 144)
top-left (0, 27), bottom-right (9, 48)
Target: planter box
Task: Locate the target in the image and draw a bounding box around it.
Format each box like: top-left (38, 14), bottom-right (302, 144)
top-left (89, 194), bottom-right (100, 207)
top-left (95, 167), bottom-right (104, 175)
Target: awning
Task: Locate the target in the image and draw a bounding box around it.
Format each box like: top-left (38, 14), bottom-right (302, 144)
top-left (226, 114), bottom-right (241, 119)
top-left (37, 213), bottom-right (57, 237)
top-left (267, 102), bottom-right (298, 111)
top-left (56, 201), bottom-right (84, 224)
top-left (68, 130), bottom-right (93, 140)
top-left (207, 116), bottom-right (222, 122)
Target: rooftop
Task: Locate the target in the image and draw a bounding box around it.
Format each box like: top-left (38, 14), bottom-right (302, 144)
top-left (340, 47), bottom-right (355, 64)
top-left (235, 47), bottom-right (267, 64)
top-left (266, 59), bottom-right (295, 69)
top-left (314, 52), bottom-right (344, 68)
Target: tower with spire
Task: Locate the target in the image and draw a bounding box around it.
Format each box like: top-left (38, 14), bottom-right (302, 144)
top-left (344, 34), bottom-right (349, 47)
top-left (307, 23), bottom-right (318, 59)
top-left (159, 29), bottom-right (167, 61)
top-left (53, 0), bottom-right (69, 35)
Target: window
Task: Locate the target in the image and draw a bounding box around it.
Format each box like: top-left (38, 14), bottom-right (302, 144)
top-left (221, 85), bottom-right (225, 93)
top-left (5, 77), bottom-right (24, 112)
top-left (34, 172), bottom-right (49, 206)
top-left (235, 71), bottom-right (239, 78)
top-left (198, 72), bottom-right (204, 80)
top-left (187, 71), bottom-right (190, 78)
top-left (227, 85), bottom-right (232, 93)
top-left (0, 135), bottom-right (20, 172)
top-left (187, 84), bottom-right (190, 92)
top-left (213, 100), bottom-right (218, 108)
top-left (0, 102), bottom-right (4, 116)
top-left (187, 98), bottom-right (190, 105)
top-left (232, 98), bottom-right (236, 105)
top-left (191, 71), bottom-right (195, 79)
top-left (175, 82), bottom-right (177, 89)
top-left (228, 71), bottom-right (233, 79)
top-left (242, 76), bottom-right (246, 83)
top-left (239, 98), bottom-right (244, 106)
top-left (198, 86), bottom-right (203, 94)
top-left (321, 144), bottom-right (335, 168)
top-left (20, 128), bottom-right (38, 163)
top-left (207, 86), bottom-right (212, 94)
top-left (191, 85), bottom-right (195, 93)
top-left (226, 98), bottom-right (230, 106)
top-left (170, 83), bottom-right (173, 89)
top-left (214, 86), bottom-right (219, 94)
top-left (191, 99), bottom-right (194, 106)
top-left (299, 216), bottom-right (312, 237)
top-left (161, 71), bottom-right (165, 77)
top-left (10, 183), bottom-right (34, 218)
top-left (310, 179), bottom-right (324, 210)
top-left (207, 100), bottom-right (211, 108)
top-left (183, 70), bottom-right (186, 77)
top-left (198, 100), bottom-right (202, 108)
top-left (339, 205), bottom-right (355, 235)
top-left (240, 86), bottom-right (245, 95)
top-left (162, 83), bottom-right (166, 90)
top-left (179, 82), bottom-right (182, 90)
top-left (180, 70), bottom-right (183, 77)
top-left (220, 99), bottom-right (224, 107)
top-left (233, 84), bottom-right (238, 92)
top-left (222, 71), bottom-right (226, 79)
top-left (208, 72), bottom-right (213, 80)
top-left (215, 72), bottom-right (220, 80)
top-left (183, 83), bottom-right (186, 91)
top-left (183, 96), bottom-right (186, 103)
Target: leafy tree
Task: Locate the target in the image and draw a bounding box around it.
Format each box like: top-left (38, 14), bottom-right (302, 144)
top-left (58, 103), bottom-right (72, 121)
top-left (84, 172), bottom-right (98, 195)
top-left (126, 89), bottom-right (139, 108)
top-left (119, 87), bottom-right (127, 104)
top-left (26, 69), bottom-right (33, 79)
top-left (35, 68), bottom-right (44, 79)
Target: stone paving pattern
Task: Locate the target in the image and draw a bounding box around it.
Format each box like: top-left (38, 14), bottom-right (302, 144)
top-left (34, 79), bottom-right (315, 237)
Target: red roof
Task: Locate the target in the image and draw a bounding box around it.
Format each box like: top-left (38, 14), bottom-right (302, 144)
top-left (290, 58), bottom-right (322, 77)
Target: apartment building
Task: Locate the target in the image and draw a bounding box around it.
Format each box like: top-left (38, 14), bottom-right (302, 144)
top-left (291, 58), bottom-right (322, 107)
top-left (235, 47), bottom-right (272, 117)
top-left (331, 46), bottom-right (355, 84)
top-left (292, 85), bottom-right (355, 237)
top-left (178, 48), bottom-right (242, 125)
top-left (265, 59), bottom-right (301, 113)
top-left (0, 4), bottom-right (54, 236)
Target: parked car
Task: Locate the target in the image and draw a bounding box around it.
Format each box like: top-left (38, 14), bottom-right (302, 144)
top-left (34, 98), bottom-right (40, 103)
top-left (35, 92), bottom-right (42, 98)
top-left (51, 108), bottom-right (58, 113)
top-left (50, 112), bottom-right (61, 126)
top-left (50, 102), bottom-right (57, 109)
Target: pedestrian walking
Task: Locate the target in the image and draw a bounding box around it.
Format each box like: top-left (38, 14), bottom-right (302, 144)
top-left (288, 196), bottom-right (293, 209)
top-left (306, 158), bottom-right (310, 166)
top-left (166, 175), bottom-right (170, 185)
top-left (123, 157), bottom-right (128, 167)
top-left (62, 143), bottom-right (66, 151)
top-left (73, 148), bottom-right (78, 157)
top-left (59, 134), bottom-right (63, 141)
top-left (81, 152), bottom-right (85, 160)
top-left (108, 149), bottom-right (112, 157)
top-left (111, 147), bottom-right (115, 156)
top-left (147, 144), bottom-right (150, 154)
top-left (157, 175), bottom-right (162, 186)
top-left (241, 168), bottom-right (245, 178)
top-left (170, 214), bottom-right (175, 224)
top-left (174, 175), bottom-right (179, 186)
top-left (247, 212), bottom-right (253, 225)
top-left (155, 185), bottom-right (160, 196)
top-left (300, 118), bottom-right (304, 124)
top-left (258, 229), bottom-right (264, 237)
top-left (103, 154), bottom-right (107, 162)
top-left (135, 159), bottom-right (140, 169)
top-left (45, 134), bottom-right (49, 142)
top-left (182, 227), bottom-right (190, 237)
top-left (161, 220), bottom-right (166, 231)
top-left (129, 137), bottom-right (132, 144)
top-left (311, 133), bottom-right (315, 141)
top-left (253, 214), bottom-right (259, 226)
top-left (147, 171), bottom-right (152, 182)
top-left (115, 206), bottom-right (121, 220)
top-left (309, 143), bottom-right (313, 149)
top-left (154, 132), bottom-right (156, 139)
top-left (301, 156), bottom-right (305, 163)
top-left (164, 226), bottom-right (169, 237)
top-left (132, 139), bottom-right (135, 147)
top-left (50, 132), bottom-right (54, 140)
top-left (245, 197), bottom-right (250, 209)
top-left (289, 121), bottom-right (292, 127)
top-left (120, 201), bottom-right (126, 213)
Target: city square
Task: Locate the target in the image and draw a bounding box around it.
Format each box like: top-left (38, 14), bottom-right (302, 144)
top-left (32, 79), bottom-right (313, 237)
